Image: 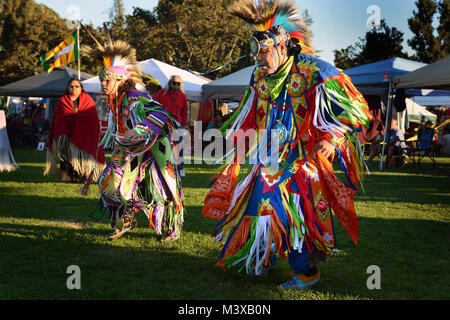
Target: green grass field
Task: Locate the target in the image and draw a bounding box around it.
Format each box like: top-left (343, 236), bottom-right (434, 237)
top-left (0, 148), bottom-right (449, 300)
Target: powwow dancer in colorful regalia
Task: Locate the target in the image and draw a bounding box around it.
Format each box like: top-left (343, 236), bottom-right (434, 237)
top-left (203, 0), bottom-right (372, 289)
top-left (83, 26), bottom-right (185, 241)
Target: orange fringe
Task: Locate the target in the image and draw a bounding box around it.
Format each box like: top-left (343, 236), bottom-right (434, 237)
top-left (147, 206), bottom-right (155, 230)
top-left (215, 215), bottom-right (252, 270)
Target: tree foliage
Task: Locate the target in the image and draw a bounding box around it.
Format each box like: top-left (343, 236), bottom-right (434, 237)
top-left (334, 0), bottom-right (449, 69)
top-left (437, 0), bottom-right (450, 56)
top-left (333, 20), bottom-right (409, 70)
top-left (0, 0), bottom-right (70, 85)
top-left (128, 0), bottom-right (253, 79)
top-left (407, 0), bottom-right (442, 63)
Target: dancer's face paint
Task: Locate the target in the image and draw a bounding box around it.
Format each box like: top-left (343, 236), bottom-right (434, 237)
top-left (256, 40), bottom-right (287, 76)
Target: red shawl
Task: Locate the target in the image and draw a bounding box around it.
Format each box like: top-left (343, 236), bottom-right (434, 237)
top-left (49, 92), bottom-right (105, 164)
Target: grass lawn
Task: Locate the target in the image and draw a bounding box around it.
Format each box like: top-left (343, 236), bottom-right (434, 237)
top-left (0, 147), bottom-right (449, 300)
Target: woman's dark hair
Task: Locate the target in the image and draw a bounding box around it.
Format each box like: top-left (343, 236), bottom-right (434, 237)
top-left (253, 25), bottom-right (302, 56)
top-left (118, 78), bottom-right (136, 97)
top-left (65, 78), bottom-right (86, 95)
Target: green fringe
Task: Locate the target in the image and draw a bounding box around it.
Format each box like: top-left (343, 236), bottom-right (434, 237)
top-left (219, 87), bottom-right (252, 135)
top-left (324, 79), bottom-right (371, 129)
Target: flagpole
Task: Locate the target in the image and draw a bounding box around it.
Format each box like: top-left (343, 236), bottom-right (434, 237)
top-left (77, 22), bottom-right (81, 80)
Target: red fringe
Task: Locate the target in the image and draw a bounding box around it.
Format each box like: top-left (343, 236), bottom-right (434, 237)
top-left (314, 151), bottom-right (359, 244)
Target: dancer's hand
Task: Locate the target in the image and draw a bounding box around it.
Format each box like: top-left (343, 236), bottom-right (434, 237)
top-left (124, 129), bottom-right (139, 142)
top-left (312, 139), bottom-right (335, 159)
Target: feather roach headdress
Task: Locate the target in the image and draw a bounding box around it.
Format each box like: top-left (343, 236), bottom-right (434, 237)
top-left (229, 0), bottom-right (314, 55)
top-left (81, 23), bottom-right (143, 85)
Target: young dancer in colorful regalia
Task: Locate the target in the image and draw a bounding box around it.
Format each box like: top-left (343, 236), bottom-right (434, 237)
top-left (203, 0), bottom-right (372, 289)
top-left (83, 27), bottom-right (185, 241)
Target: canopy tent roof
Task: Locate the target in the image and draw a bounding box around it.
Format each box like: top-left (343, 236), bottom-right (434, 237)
top-left (202, 65), bottom-right (256, 101)
top-left (0, 67), bottom-right (93, 98)
top-left (82, 58), bottom-right (211, 102)
top-left (343, 58), bottom-right (427, 87)
top-left (393, 56), bottom-right (450, 90)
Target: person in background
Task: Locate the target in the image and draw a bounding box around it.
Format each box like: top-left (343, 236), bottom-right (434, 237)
top-left (31, 102), bottom-right (49, 134)
top-left (44, 78), bottom-right (105, 182)
top-left (154, 75), bottom-right (189, 129)
top-left (366, 133), bottom-right (383, 165)
top-left (437, 126), bottom-right (450, 155)
top-left (207, 110), bottom-right (224, 130)
top-left (154, 75), bottom-right (189, 176)
top-left (387, 119), bottom-right (408, 167)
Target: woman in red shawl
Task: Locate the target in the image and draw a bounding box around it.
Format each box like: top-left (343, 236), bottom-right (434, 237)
top-left (44, 78), bottom-right (105, 182)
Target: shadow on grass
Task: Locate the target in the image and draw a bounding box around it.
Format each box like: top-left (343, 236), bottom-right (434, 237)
top-left (1, 207), bottom-right (449, 300)
top-left (0, 221), bottom-right (217, 299)
top-left (0, 218), bottom-right (285, 300)
top-left (0, 164), bottom-right (53, 184)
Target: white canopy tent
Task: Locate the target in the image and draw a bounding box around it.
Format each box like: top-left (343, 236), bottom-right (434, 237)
top-left (397, 98), bottom-right (438, 132)
top-left (405, 98), bottom-right (437, 123)
top-left (82, 58), bottom-right (210, 102)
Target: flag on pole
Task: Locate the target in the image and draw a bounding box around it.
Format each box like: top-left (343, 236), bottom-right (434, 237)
top-left (39, 30), bottom-right (80, 73)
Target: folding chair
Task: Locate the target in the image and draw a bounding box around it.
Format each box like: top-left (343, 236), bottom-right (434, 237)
top-left (411, 127), bottom-right (436, 168)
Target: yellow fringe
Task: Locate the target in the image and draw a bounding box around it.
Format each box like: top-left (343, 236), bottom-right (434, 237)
top-left (44, 136), bottom-right (105, 181)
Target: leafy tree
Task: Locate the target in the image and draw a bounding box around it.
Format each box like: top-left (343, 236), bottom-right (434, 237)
top-left (105, 0), bottom-right (127, 39)
top-left (359, 20), bottom-right (409, 62)
top-left (407, 0), bottom-right (441, 63)
top-left (115, 0), bottom-right (316, 79)
top-left (127, 0), bottom-right (315, 79)
top-left (121, 7), bottom-right (158, 62)
top-left (333, 45), bottom-right (360, 70)
top-left (0, 0), bottom-right (70, 85)
top-left (333, 20), bottom-right (409, 69)
top-left (142, 0), bottom-right (253, 79)
top-left (437, 0), bottom-right (450, 57)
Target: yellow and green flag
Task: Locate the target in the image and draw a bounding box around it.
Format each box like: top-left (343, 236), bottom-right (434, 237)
top-left (39, 30), bottom-right (79, 73)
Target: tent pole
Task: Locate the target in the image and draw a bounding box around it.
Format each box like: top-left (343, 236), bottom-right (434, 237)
top-left (379, 81), bottom-right (393, 170)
